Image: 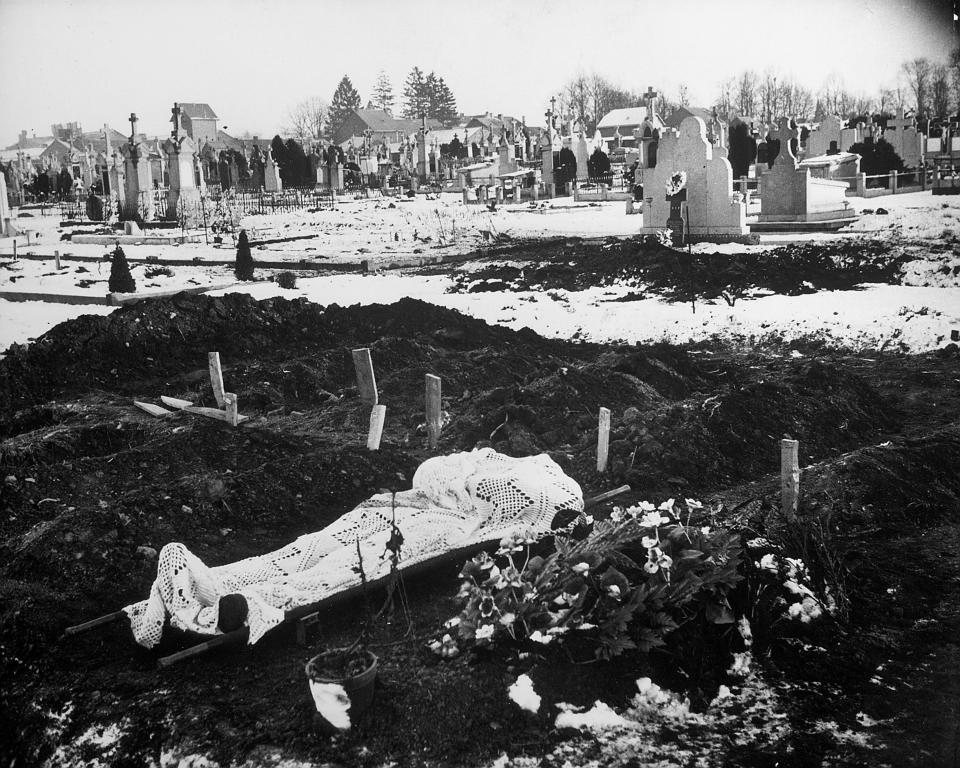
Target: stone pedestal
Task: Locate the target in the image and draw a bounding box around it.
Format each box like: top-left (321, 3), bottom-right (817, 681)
top-left (416, 135), bottom-right (428, 182)
top-left (120, 142), bottom-right (155, 221)
top-left (163, 134), bottom-right (202, 227)
top-left (323, 163), bottom-right (343, 190)
top-left (0, 171), bottom-right (13, 237)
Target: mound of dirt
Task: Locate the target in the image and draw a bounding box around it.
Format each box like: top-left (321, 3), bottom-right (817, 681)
top-left (448, 237), bottom-right (913, 301)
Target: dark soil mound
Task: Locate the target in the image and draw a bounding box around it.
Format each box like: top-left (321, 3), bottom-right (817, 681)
top-left (449, 237), bottom-right (911, 302)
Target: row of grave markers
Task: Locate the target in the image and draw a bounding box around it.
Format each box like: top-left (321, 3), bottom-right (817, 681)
top-left (351, 347), bottom-right (442, 450)
top-left (596, 405), bottom-right (800, 518)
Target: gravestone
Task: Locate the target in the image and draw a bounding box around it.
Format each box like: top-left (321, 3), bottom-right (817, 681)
top-left (497, 133), bottom-right (517, 176)
top-left (264, 150), bottom-right (282, 192)
top-left (0, 170), bottom-right (11, 236)
top-left (884, 107), bottom-right (925, 169)
top-left (120, 112), bottom-right (155, 221)
top-left (574, 131), bottom-right (590, 180)
top-left (640, 116), bottom-right (748, 242)
top-left (805, 115), bottom-right (843, 158)
top-left (756, 117), bottom-right (855, 230)
top-left (162, 104), bottom-right (202, 226)
top-left (416, 120), bottom-right (429, 182)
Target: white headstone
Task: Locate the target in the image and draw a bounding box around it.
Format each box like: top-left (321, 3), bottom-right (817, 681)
top-left (806, 115), bottom-right (844, 157)
top-left (0, 171), bottom-right (10, 236)
top-left (574, 132), bottom-right (590, 180)
top-left (265, 155), bottom-right (282, 192)
top-left (641, 116), bottom-right (747, 240)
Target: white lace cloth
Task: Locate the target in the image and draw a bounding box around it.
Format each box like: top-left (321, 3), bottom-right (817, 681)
top-left (124, 449), bottom-right (583, 647)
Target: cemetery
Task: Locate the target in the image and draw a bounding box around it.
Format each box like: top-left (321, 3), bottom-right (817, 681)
top-left (2, 12), bottom-right (960, 767)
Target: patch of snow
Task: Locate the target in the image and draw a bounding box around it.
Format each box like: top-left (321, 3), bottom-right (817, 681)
top-left (555, 700), bottom-right (628, 730)
top-left (508, 674), bottom-right (541, 714)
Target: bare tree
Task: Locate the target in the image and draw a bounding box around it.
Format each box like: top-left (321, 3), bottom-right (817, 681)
top-left (284, 97), bottom-right (328, 142)
top-left (677, 83), bottom-right (690, 107)
top-left (563, 74), bottom-right (592, 126)
top-left (931, 63), bottom-right (951, 117)
top-left (715, 77), bottom-right (735, 120)
top-left (852, 93), bottom-right (875, 118)
top-left (734, 70), bottom-right (758, 118)
top-left (902, 57), bottom-right (932, 119)
top-left (878, 87), bottom-right (896, 116)
top-left (950, 46), bottom-right (960, 114)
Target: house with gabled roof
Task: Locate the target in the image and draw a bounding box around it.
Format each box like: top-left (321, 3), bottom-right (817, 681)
top-left (178, 103), bottom-right (219, 146)
top-left (334, 108), bottom-right (444, 146)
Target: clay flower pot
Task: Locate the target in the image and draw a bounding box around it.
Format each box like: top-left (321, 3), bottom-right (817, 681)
top-left (305, 647), bottom-right (378, 731)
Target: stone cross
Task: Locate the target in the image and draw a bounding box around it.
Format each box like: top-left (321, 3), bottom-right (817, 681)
top-left (170, 103), bottom-right (182, 138)
top-left (128, 113), bottom-right (138, 143)
top-left (643, 86), bottom-right (659, 121)
top-left (777, 116), bottom-right (798, 163)
top-left (887, 107), bottom-right (914, 133)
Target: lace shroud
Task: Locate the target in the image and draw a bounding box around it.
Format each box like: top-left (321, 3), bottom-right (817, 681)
top-left (124, 449), bottom-right (583, 646)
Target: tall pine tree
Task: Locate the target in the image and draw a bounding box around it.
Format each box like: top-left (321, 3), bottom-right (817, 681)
top-left (329, 75), bottom-right (361, 138)
top-left (402, 67), bottom-right (429, 119)
top-left (434, 77), bottom-right (458, 124)
top-left (372, 70), bottom-right (395, 114)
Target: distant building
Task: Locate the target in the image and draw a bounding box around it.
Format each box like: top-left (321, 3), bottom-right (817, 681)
top-left (178, 103), bottom-right (219, 146)
top-left (334, 108), bottom-right (444, 146)
top-left (596, 107), bottom-right (666, 148)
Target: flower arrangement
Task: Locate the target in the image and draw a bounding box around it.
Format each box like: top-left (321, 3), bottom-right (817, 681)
top-left (665, 171), bottom-right (688, 197)
top-left (437, 499), bottom-right (743, 661)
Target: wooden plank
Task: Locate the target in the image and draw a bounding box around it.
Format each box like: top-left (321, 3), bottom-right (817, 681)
top-left (54, 249), bottom-right (61, 269)
top-left (351, 348), bottom-right (378, 405)
top-left (367, 404), bottom-right (386, 450)
top-left (585, 484), bottom-right (631, 508)
top-left (160, 395), bottom-right (194, 409)
top-left (133, 400), bottom-right (173, 418)
top-left (425, 374), bottom-right (442, 448)
top-left (63, 610), bottom-right (127, 636)
top-left (208, 352), bottom-right (225, 407)
top-left (780, 439), bottom-right (800, 520)
top-left (597, 407), bottom-right (611, 473)
top-left (183, 404), bottom-right (249, 424)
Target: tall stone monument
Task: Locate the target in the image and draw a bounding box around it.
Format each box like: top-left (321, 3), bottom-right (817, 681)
top-left (264, 148), bottom-right (282, 192)
top-left (1, 170), bottom-right (13, 237)
top-left (416, 115), bottom-right (429, 182)
top-left (119, 112), bottom-right (155, 221)
top-left (640, 116), bottom-right (748, 242)
top-left (162, 104), bottom-right (202, 226)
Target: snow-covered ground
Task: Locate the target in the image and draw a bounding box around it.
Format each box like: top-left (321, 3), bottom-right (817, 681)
top-left (2, 190), bottom-right (959, 353)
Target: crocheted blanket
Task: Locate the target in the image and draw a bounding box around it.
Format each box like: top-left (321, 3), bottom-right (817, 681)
top-left (124, 448), bottom-right (583, 646)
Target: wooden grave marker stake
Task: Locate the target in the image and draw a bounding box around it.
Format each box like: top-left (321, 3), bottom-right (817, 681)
top-left (54, 249), bottom-right (61, 269)
top-left (208, 351), bottom-right (225, 407)
top-left (367, 404), bottom-right (387, 450)
top-left (425, 374), bottom-right (442, 448)
top-left (780, 439), bottom-right (799, 520)
top-left (597, 407), bottom-right (611, 473)
top-left (224, 392), bottom-right (239, 427)
top-left (352, 348), bottom-right (378, 405)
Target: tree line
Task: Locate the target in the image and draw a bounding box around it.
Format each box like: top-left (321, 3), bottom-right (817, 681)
top-left (284, 67), bottom-right (461, 142)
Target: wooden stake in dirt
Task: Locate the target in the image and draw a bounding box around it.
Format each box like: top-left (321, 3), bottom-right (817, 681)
top-left (12, 240), bottom-right (16, 260)
top-left (352, 348), bottom-right (378, 405)
top-left (224, 392), bottom-right (239, 427)
top-left (425, 374), bottom-right (442, 448)
top-left (367, 404), bottom-right (386, 450)
top-left (208, 352), bottom-right (225, 407)
top-left (780, 439), bottom-right (799, 520)
top-left (597, 407), bottom-right (611, 473)
top-left (54, 250), bottom-right (61, 269)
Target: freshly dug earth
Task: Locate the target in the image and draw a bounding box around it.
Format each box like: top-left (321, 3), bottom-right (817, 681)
top-left (1, 293), bottom-right (959, 767)
top-left (444, 236), bottom-right (938, 301)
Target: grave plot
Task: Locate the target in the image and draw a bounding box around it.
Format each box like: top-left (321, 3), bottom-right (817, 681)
top-left (1, 294), bottom-right (960, 767)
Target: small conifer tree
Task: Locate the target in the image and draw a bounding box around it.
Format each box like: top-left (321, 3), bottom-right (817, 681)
top-left (108, 245), bottom-right (136, 293)
top-left (235, 230), bottom-right (254, 281)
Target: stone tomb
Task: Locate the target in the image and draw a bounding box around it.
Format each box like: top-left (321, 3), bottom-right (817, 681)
top-left (162, 104), bottom-right (202, 227)
top-left (804, 115), bottom-right (844, 158)
top-left (640, 116), bottom-right (748, 242)
top-left (754, 118), bottom-right (855, 231)
top-left (120, 113), bottom-right (155, 222)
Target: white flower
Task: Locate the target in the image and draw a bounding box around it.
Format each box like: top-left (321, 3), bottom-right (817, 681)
top-left (609, 507), bottom-right (624, 523)
top-left (737, 617), bottom-right (753, 648)
top-left (658, 498), bottom-right (675, 512)
top-left (444, 617), bottom-right (461, 628)
top-left (727, 652), bottom-right (752, 678)
top-left (571, 561), bottom-right (591, 575)
top-left (644, 560), bottom-right (659, 574)
top-left (657, 552), bottom-right (674, 570)
top-left (756, 554), bottom-right (779, 573)
top-left (606, 584), bottom-right (622, 599)
top-left (475, 623), bottom-right (495, 641)
top-left (700, 526), bottom-right (712, 535)
top-left (528, 630), bottom-right (554, 645)
top-left (641, 535), bottom-right (659, 550)
top-left (499, 612), bottom-right (516, 626)
top-left (640, 511), bottom-right (670, 529)
top-left (685, 498), bottom-right (703, 509)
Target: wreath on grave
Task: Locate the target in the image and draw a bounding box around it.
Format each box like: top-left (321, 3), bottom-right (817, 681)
top-left (665, 171), bottom-right (687, 197)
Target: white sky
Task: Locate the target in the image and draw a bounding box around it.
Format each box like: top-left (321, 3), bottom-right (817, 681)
top-left (0, 0), bottom-right (955, 143)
